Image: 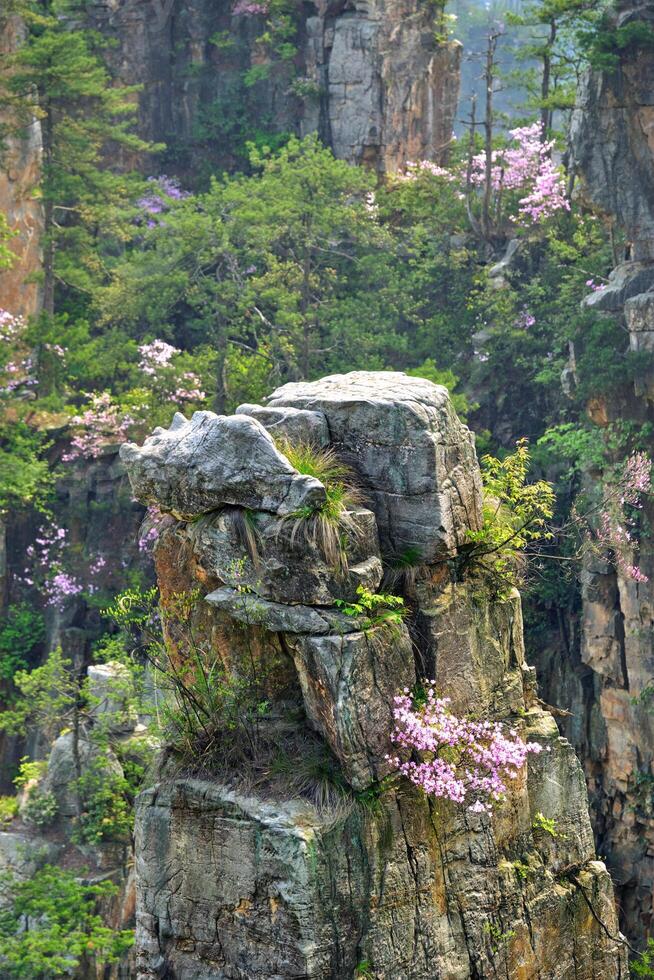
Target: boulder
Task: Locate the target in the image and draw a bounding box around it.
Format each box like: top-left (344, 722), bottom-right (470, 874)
top-left (41, 732), bottom-right (124, 818)
top-left (120, 410), bottom-right (326, 520)
top-left (87, 661), bottom-right (138, 733)
top-left (266, 371), bottom-right (483, 561)
top-left (286, 622), bottom-right (416, 790)
top-left (205, 587), bottom-right (360, 636)
top-left (186, 505), bottom-right (382, 606)
top-left (235, 404), bottom-right (330, 447)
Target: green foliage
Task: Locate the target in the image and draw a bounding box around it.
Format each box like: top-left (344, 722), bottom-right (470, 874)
top-left (633, 939), bottom-right (654, 978)
top-left (0, 648), bottom-right (79, 740)
top-left (0, 0), bottom-right (155, 310)
top-left (484, 921), bottom-right (516, 954)
top-left (406, 358), bottom-right (476, 422)
top-left (22, 789), bottom-right (58, 828)
top-left (0, 425), bottom-right (54, 517)
top-left (0, 604), bottom-right (45, 681)
top-left (465, 440), bottom-right (555, 595)
top-left (0, 796), bottom-right (18, 828)
top-left (105, 587), bottom-right (277, 769)
top-left (73, 760), bottom-right (132, 845)
top-left (335, 585), bottom-right (405, 629)
top-left (0, 864), bottom-right (134, 979)
top-left (279, 440), bottom-right (365, 569)
top-left (532, 810), bottom-right (562, 838)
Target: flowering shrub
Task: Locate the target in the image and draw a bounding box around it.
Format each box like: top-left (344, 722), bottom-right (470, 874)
top-left (595, 451), bottom-right (652, 582)
top-left (137, 338), bottom-right (205, 406)
top-left (0, 310), bottom-right (25, 343)
top-left (63, 393), bottom-right (134, 461)
top-left (232, 0), bottom-right (269, 14)
top-left (137, 176), bottom-right (189, 227)
top-left (470, 123), bottom-right (569, 224)
top-left (25, 526), bottom-right (83, 609)
top-left (387, 684), bottom-right (543, 813)
top-left (138, 339), bottom-right (179, 375)
top-left (138, 505), bottom-right (170, 554)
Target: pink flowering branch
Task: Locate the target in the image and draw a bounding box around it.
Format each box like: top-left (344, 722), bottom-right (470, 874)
top-left (594, 452), bottom-right (652, 583)
top-left (387, 684), bottom-right (542, 813)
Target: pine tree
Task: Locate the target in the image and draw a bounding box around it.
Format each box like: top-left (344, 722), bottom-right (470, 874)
top-left (0, 0), bottom-right (156, 314)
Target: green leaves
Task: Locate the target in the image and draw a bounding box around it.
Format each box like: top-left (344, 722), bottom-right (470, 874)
top-left (465, 440), bottom-right (555, 596)
top-left (0, 865), bottom-right (134, 978)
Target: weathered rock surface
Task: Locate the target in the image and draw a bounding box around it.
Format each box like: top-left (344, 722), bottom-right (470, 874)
top-left (41, 732), bottom-right (124, 819)
top-left (205, 586), bottom-right (360, 636)
top-left (131, 371), bottom-right (626, 978)
top-left (267, 370), bottom-right (483, 561)
top-left (0, 15), bottom-right (43, 319)
top-left (236, 403), bottom-right (330, 447)
top-left (120, 410), bottom-right (326, 520)
top-left (286, 623), bottom-right (416, 790)
top-left (88, 0), bottom-right (459, 177)
top-left (186, 504), bottom-right (382, 606)
top-left (570, 2), bottom-right (654, 260)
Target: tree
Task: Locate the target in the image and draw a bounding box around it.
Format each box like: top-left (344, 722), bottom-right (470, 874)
top-left (0, 864), bottom-right (133, 979)
top-left (0, 0), bottom-right (154, 314)
top-left (99, 136), bottom-right (397, 406)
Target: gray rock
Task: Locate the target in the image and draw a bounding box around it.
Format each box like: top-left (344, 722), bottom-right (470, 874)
top-left (236, 403), bottom-right (330, 447)
top-left (286, 623), bottom-right (416, 790)
top-left (580, 261), bottom-right (654, 312)
top-left (41, 732), bottom-right (124, 818)
top-left (120, 410), bottom-right (326, 520)
top-left (186, 505), bottom-right (382, 606)
top-left (488, 238), bottom-right (520, 279)
top-left (267, 370), bottom-right (483, 561)
top-left (626, 289), bottom-right (654, 352)
top-left (205, 587), bottom-right (360, 635)
top-left (135, 775), bottom-right (626, 980)
top-left (87, 661), bottom-right (137, 733)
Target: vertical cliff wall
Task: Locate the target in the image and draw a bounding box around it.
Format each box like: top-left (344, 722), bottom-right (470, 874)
top-left (0, 16), bottom-right (43, 318)
top-left (122, 371), bottom-right (627, 979)
top-left (546, 2), bottom-right (654, 945)
top-left (89, 0), bottom-right (460, 175)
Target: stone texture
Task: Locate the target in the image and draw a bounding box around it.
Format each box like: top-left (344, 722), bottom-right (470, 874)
top-left (205, 586), bottom-right (360, 636)
top-left (581, 261), bottom-right (654, 312)
top-left (235, 403), bottom-right (330, 447)
top-left (267, 371), bottom-right (483, 561)
top-left (0, 16), bottom-right (43, 319)
top-left (186, 504), bottom-right (382, 606)
top-left (87, 0), bottom-right (459, 178)
top-left (570, 4), bottom-right (654, 260)
top-left (132, 370), bottom-right (626, 977)
top-left (286, 622), bottom-right (416, 790)
top-left (120, 410), bottom-right (326, 520)
top-left (87, 661), bottom-right (138, 733)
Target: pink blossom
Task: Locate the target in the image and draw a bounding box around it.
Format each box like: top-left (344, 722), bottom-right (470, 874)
top-left (387, 684), bottom-right (542, 812)
top-left (595, 452), bottom-right (651, 582)
top-left (63, 393), bottom-right (134, 461)
top-left (138, 339), bottom-right (180, 376)
top-left (232, 0), bottom-right (268, 14)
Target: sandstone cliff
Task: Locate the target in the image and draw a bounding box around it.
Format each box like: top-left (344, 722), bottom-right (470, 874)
top-left (122, 371), bottom-right (627, 979)
top-left (547, 0), bottom-right (654, 946)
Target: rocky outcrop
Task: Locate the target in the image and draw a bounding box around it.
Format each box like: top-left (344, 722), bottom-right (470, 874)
top-left (569, 2), bottom-right (654, 260)
top-left (558, 6), bottom-right (654, 947)
top-left (0, 15), bottom-right (43, 318)
top-left (262, 370), bottom-right (483, 561)
top-left (88, 0), bottom-right (460, 175)
top-left (125, 371), bottom-right (627, 979)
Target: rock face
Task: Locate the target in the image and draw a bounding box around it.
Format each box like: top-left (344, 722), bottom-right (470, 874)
top-left (569, 2), bottom-right (654, 260)
top-left (265, 370), bottom-right (484, 561)
top-left (88, 0), bottom-right (460, 176)
top-left (0, 15), bottom-right (43, 318)
top-left (557, 6), bottom-right (654, 947)
top-left (126, 372), bottom-right (627, 979)
top-left (120, 410), bottom-right (326, 520)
